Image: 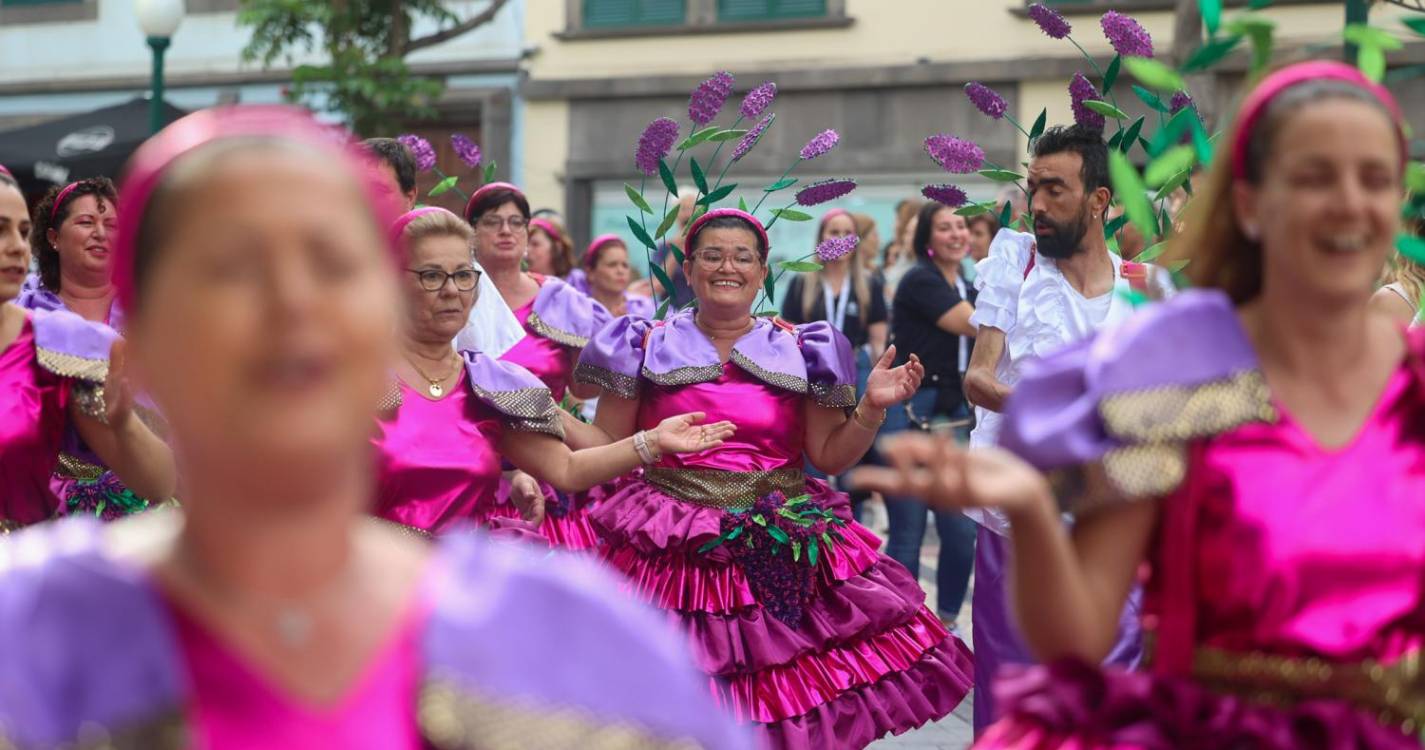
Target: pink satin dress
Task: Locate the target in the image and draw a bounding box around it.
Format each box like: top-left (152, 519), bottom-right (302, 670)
top-left (504, 298), bottom-right (577, 402)
top-left (0, 317), bottom-right (67, 529)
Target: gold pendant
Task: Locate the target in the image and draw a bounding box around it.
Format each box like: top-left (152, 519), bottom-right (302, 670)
top-left (429, 382), bottom-right (444, 398)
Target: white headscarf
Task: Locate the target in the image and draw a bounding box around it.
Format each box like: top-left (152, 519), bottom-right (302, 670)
top-left (454, 258), bottom-right (526, 358)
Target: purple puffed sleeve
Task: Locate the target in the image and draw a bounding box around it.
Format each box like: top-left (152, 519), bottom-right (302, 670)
top-left (574, 315), bottom-right (654, 400)
top-left (529, 278), bottom-right (613, 350)
top-left (796, 321), bottom-right (857, 409)
top-left (462, 351), bottom-right (564, 439)
top-left (999, 337), bottom-right (1115, 470)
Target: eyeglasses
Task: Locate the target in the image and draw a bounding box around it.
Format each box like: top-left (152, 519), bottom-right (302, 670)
top-left (476, 215), bottom-right (528, 232)
top-left (692, 250), bottom-right (761, 270)
top-left (407, 267), bottom-right (481, 292)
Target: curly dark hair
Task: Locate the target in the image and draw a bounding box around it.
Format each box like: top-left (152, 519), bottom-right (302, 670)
top-left (32, 177), bottom-right (117, 292)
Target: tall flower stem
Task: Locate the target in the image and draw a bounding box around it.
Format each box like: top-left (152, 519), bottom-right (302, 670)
top-left (751, 161), bottom-right (800, 216)
top-left (1068, 36), bottom-right (1125, 119)
top-left (704, 115), bottom-right (745, 195)
top-left (433, 166), bottom-right (470, 202)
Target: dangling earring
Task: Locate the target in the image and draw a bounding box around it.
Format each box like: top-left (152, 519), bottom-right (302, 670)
top-left (928, 249), bottom-right (936, 258)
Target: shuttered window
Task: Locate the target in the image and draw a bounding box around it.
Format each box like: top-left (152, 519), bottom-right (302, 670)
top-left (583, 0), bottom-right (687, 28)
top-left (716, 0), bottom-right (826, 21)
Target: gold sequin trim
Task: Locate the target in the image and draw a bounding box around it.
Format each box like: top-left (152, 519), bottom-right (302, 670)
top-left (0, 519), bottom-right (20, 535)
top-left (0, 708), bottom-right (191, 750)
top-left (641, 363), bottom-right (723, 388)
top-left (1100, 369), bottom-right (1277, 444)
top-left (378, 517), bottom-right (435, 540)
top-left (471, 384), bottom-right (564, 439)
top-left (811, 381), bottom-right (857, 409)
top-left (575, 362), bottom-right (640, 400)
top-left (527, 310), bottom-right (590, 349)
top-left (71, 381), bottom-right (108, 424)
top-left (419, 677), bottom-right (705, 750)
top-left (1188, 643), bottom-right (1425, 736)
top-left (35, 346), bottom-right (108, 383)
top-left (57, 453), bottom-right (106, 481)
top-left (378, 382), bottom-right (404, 412)
top-left (729, 349), bottom-right (808, 395)
top-left (1099, 443), bottom-right (1187, 502)
top-left (643, 466), bottom-right (805, 509)
top-left (507, 415), bottom-right (565, 439)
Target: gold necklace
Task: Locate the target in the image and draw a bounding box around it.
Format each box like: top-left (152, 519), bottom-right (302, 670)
top-left (695, 313), bottom-right (754, 341)
top-left (405, 350), bottom-right (461, 398)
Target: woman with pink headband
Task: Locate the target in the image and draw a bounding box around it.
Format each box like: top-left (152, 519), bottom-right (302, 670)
top-left (581, 233), bottom-right (655, 319)
top-left (576, 207), bottom-right (973, 748)
top-left (857, 62), bottom-right (1425, 747)
top-left (376, 205), bottom-right (733, 536)
top-left (526, 215), bottom-right (578, 282)
top-left (0, 167), bottom-right (173, 535)
top-left (0, 105), bottom-right (753, 749)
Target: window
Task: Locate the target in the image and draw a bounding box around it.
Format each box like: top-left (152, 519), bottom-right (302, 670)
top-left (0, 0), bottom-right (93, 24)
top-left (583, 0), bottom-right (687, 28)
top-left (717, 0), bottom-right (825, 21)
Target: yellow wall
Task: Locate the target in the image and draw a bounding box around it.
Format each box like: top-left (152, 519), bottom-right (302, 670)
top-left (523, 99), bottom-right (571, 211)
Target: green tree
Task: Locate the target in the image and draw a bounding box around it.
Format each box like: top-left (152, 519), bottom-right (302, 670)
top-left (239, 0), bottom-right (511, 135)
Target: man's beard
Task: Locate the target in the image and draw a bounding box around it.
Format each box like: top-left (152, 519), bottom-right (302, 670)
top-left (1034, 206), bottom-right (1091, 260)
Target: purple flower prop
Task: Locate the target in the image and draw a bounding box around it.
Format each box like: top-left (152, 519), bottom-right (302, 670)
top-left (965, 82), bottom-right (1008, 120)
top-left (396, 134), bottom-right (436, 172)
top-left (635, 117), bottom-right (680, 176)
top-left (1169, 91), bottom-right (1196, 114)
top-left (689, 71), bottom-right (735, 126)
top-left (1027, 3), bottom-right (1072, 39)
top-left (922, 184), bottom-right (968, 207)
top-left (1069, 72), bottom-right (1106, 130)
top-left (924, 134), bottom-right (985, 174)
top-left (799, 129), bottom-right (840, 161)
top-left (815, 234), bottom-right (860, 263)
top-left (450, 133), bottom-right (482, 168)
top-left (1101, 11), bottom-right (1153, 58)
top-left (740, 81), bottom-right (778, 119)
top-left (795, 178), bottom-right (857, 207)
top-left (732, 114), bottom-right (774, 163)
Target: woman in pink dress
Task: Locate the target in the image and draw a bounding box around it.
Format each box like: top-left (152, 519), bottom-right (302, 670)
top-left (375, 206), bottom-right (733, 536)
top-left (576, 208), bottom-right (974, 749)
top-left (464, 182), bottom-right (613, 549)
top-left (581, 234), bottom-right (656, 319)
top-left (855, 62), bottom-right (1425, 748)
top-left (0, 168), bottom-right (173, 533)
top-left (0, 106), bottom-right (752, 750)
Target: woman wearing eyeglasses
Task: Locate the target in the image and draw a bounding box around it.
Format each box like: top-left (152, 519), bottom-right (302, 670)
top-left (374, 207), bottom-right (734, 537)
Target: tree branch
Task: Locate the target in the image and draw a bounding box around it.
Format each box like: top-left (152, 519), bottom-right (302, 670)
top-left (403, 0), bottom-right (511, 55)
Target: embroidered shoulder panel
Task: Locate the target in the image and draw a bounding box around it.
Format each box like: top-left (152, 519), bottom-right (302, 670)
top-left (0, 707), bottom-right (190, 750)
top-left (527, 310), bottom-right (589, 350)
top-left (471, 384), bottom-right (564, 440)
top-left (574, 362), bottom-right (640, 400)
top-left (35, 346), bottom-right (108, 384)
top-left (641, 363), bottom-right (724, 389)
top-left (378, 382), bottom-right (404, 412)
top-left (728, 350), bottom-right (807, 395)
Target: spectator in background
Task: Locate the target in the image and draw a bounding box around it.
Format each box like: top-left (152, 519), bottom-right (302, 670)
top-left (996, 184), bottom-right (1027, 226)
top-left (361, 137), bottom-right (417, 211)
top-left (528, 215), bottom-right (578, 282)
top-left (852, 212), bottom-right (880, 275)
top-left (582, 234), bottom-right (655, 319)
top-left (965, 213), bottom-right (1000, 284)
top-left (882, 199), bottom-right (923, 302)
top-left (880, 200), bottom-right (978, 635)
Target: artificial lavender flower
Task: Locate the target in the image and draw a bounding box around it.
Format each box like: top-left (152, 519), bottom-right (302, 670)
top-left (1069, 72), bottom-right (1106, 130)
top-left (635, 117), bottom-right (680, 176)
top-left (924, 134), bottom-right (985, 174)
top-left (799, 129), bottom-right (840, 161)
top-left (965, 82), bottom-right (1008, 120)
top-left (732, 114), bottom-right (774, 163)
top-left (450, 133), bottom-right (482, 168)
top-left (795, 178), bottom-right (857, 207)
top-left (689, 71), bottom-right (735, 126)
top-left (814, 234), bottom-right (860, 263)
top-left (1027, 3), bottom-right (1072, 39)
top-left (396, 134), bottom-right (436, 172)
top-left (1169, 91), bottom-right (1196, 114)
top-left (921, 184), bottom-right (968, 207)
top-left (1101, 11), bottom-right (1153, 58)
top-left (740, 81), bottom-right (777, 119)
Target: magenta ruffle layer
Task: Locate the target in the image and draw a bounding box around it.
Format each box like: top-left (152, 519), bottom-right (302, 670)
top-left (593, 476), bottom-right (972, 747)
top-left (977, 659), bottom-right (1417, 750)
top-left (491, 476), bottom-right (603, 551)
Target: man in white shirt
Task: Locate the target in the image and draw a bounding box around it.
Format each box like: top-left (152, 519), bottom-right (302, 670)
top-left (962, 125), bottom-right (1162, 733)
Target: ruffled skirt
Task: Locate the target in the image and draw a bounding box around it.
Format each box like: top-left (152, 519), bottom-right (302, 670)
top-left (490, 476), bottom-right (605, 551)
top-left (977, 660), bottom-right (1418, 750)
top-left (592, 475), bottom-right (973, 750)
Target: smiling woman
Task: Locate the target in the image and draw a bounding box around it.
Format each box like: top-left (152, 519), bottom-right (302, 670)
top-left (18, 177), bottom-right (122, 328)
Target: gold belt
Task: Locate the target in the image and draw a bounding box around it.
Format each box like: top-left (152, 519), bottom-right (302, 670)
top-left (56, 453), bottom-right (106, 481)
top-left (1187, 643), bottom-right (1425, 735)
top-left (642, 466), bottom-right (805, 510)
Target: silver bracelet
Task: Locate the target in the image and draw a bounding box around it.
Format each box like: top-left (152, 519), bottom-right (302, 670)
top-left (633, 430), bottom-right (657, 464)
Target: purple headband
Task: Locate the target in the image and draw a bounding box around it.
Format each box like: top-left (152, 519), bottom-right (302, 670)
top-left (390, 206), bottom-right (458, 259)
top-left (583, 233), bottom-right (625, 267)
top-left (463, 181), bottom-right (524, 223)
top-left (1231, 61), bottom-right (1406, 181)
top-left (684, 208), bottom-right (771, 259)
top-left (114, 105), bottom-right (403, 310)
top-left (50, 182), bottom-right (81, 223)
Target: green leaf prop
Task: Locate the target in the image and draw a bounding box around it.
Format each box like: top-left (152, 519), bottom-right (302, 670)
top-left (654, 297), bottom-right (671, 321)
top-left (1148, 106), bottom-right (1199, 157)
top-left (483, 162), bottom-right (498, 184)
top-left (763, 274), bottom-right (776, 303)
top-left (707, 128), bottom-right (748, 142)
top-left (1102, 54), bottom-right (1122, 93)
top-left (1144, 145), bottom-right (1196, 187)
top-left (1248, 0), bottom-right (1273, 8)
top-left (677, 126), bottom-right (719, 151)
top-left (955, 202), bottom-right (993, 217)
top-left (1406, 162), bottom-right (1425, 194)
top-left (1190, 117), bottom-right (1214, 166)
top-left (1104, 213), bottom-right (1130, 240)
top-left (1107, 130), bottom-right (1125, 151)
top-left (778, 260), bottom-right (824, 273)
top-left (1201, 0), bottom-right (1222, 37)
top-left (764, 177), bottom-right (798, 192)
top-left (690, 157), bottom-right (710, 195)
top-left (808, 537), bottom-right (819, 566)
top-left (654, 205), bottom-right (679, 239)
top-left (428, 175), bottom-right (459, 197)
top-left (998, 199), bottom-right (1013, 229)
top-left (1228, 16), bottom-right (1277, 76)
top-left (1124, 57), bottom-right (1185, 92)
top-left (698, 184), bottom-right (737, 206)
top-left (1153, 169), bottom-right (1193, 202)
top-left (1136, 241), bottom-right (1168, 263)
top-left (1399, 234), bottom-right (1425, 264)
top-left (1358, 45), bottom-right (1387, 83)
top-left (1120, 116), bottom-right (1146, 155)
top-left (1108, 150), bottom-right (1156, 238)
top-left (771, 208), bottom-right (812, 222)
top-left (738, 196), bottom-right (750, 212)
top-left (767, 526), bottom-right (790, 545)
top-left (978, 168), bottom-right (1023, 182)
top-left (1406, 17), bottom-right (1425, 37)
top-left (1132, 85), bottom-right (1167, 113)
top-left (657, 159), bottom-right (679, 197)
top-left (627, 216), bottom-right (657, 251)
top-left (1030, 108), bottom-right (1048, 141)
top-left (1182, 35), bottom-right (1242, 73)
top-left (625, 183), bottom-right (653, 214)
top-left (1084, 100), bottom-right (1128, 120)
top-left (649, 262), bottom-right (676, 299)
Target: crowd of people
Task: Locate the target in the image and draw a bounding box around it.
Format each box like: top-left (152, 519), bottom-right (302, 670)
top-left (0, 55), bottom-right (1422, 750)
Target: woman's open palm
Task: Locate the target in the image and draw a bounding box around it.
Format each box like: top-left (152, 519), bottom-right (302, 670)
top-left (863, 345), bottom-right (924, 410)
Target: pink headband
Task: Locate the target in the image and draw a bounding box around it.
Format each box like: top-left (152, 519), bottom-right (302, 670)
top-left (583, 233), bottom-right (624, 267)
top-left (463, 181), bottom-right (524, 223)
top-left (390, 206), bottom-right (457, 259)
top-left (1231, 61), bottom-right (1406, 181)
top-left (0, 164), bottom-right (11, 177)
top-left (114, 105), bottom-right (403, 310)
top-left (50, 182), bottom-right (80, 223)
top-left (684, 208), bottom-right (771, 259)
top-left (528, 218), bottom-right (561, 240)
top-left (818, 208), bottom-right (851, 232)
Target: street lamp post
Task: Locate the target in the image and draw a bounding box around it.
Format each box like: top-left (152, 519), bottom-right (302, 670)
top-left (135, 0), bottom-right (185, 135)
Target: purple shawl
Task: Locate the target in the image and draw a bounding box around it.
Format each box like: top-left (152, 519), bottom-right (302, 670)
top-left (15, 273), bottom-right (125, 334)
top-left (0, 519), bottom-right (752, 749)
top-left (575, 309), bottom-right (857, 408)
top-left (527, 275), bottom-right (611, 350)
top-left (379, 350), bottom-right (564, 439)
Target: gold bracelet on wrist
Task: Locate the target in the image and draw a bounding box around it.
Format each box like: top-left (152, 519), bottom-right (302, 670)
top-left (851, 404), bottom-right (886, 430)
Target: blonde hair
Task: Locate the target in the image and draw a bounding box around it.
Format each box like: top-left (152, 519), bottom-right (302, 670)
top-left (402, 209), bottom-right (474, 259)
top-left (852, 212), bottom-right (878, 272)
top-left (1386, 252), bottom-right (1425, 313)
top-left (800, 215), bottom-right (872, 326)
